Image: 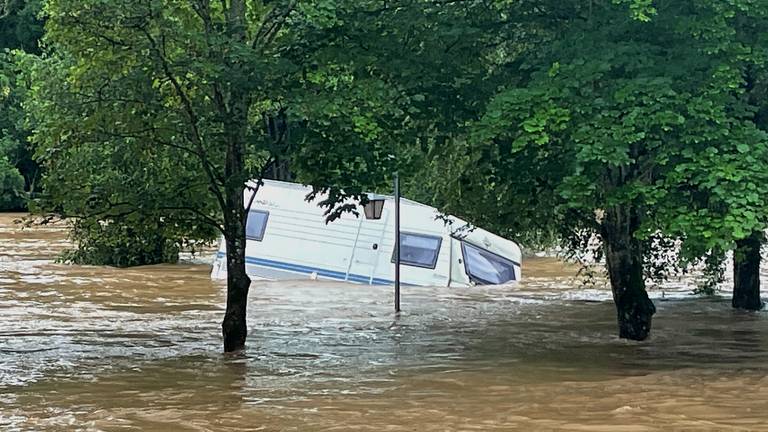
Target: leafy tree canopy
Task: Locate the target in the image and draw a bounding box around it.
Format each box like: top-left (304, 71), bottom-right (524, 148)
top-left (0, 53), bottom-right (26, 210)
top-left (420, 0), bottom-right (768, 338)
top-left (0, 0), bottom-right (43, 210)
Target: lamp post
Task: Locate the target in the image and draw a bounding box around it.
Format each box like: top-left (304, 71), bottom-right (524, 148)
top-left (362, 176), bottom-right (401, 313)
top-left (393, 173), bottom-right (401, 313)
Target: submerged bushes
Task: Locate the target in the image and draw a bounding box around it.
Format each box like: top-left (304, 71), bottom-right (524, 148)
top-left (59, 217), bottom-right (212, 267)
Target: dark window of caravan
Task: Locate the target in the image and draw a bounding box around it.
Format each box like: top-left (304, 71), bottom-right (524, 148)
top-left (246, 210), bottom-right (269, 241)
top-left (461, 242), bottom-right (516, 284)
top-left (392, 232), bottom-right (442, 269)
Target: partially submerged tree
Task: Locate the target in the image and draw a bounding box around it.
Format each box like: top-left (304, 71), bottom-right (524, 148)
top-left (31, 0), bottom-right (436, 351)
top-left (29, 0), bottom-right (768, 349)
top-left (32, 0), bottom-right (323, 352)
top-left (430, 0), bottom-right (768, 340)
top-left (0, 154), bottom-right (24, 209)
top-left (657, 1), bottom-right (768, 311)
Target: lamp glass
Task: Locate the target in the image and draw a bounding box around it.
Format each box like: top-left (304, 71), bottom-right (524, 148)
top-left (363, 198), bottom-right (384, 220)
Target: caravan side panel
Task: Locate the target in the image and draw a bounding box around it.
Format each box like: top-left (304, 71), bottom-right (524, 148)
top-left (212, 181), bottom-right (386, 283)
top-left (243, 204), bottom-right (361, 281)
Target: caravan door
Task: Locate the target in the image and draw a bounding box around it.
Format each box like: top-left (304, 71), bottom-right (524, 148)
top-left (346, 210), bottom-right (388, 284)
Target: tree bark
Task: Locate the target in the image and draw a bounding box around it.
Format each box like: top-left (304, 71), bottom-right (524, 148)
top-left (221, 129), bottom-right (250, 352)
top-left (732, 231), bottom-right (763, 311)
top-left (222, 233), bottom-right (250, 352)
top-left (601, 205), bottom-right (656, 341)
top-left (220, 112), bottom-right (251, 352)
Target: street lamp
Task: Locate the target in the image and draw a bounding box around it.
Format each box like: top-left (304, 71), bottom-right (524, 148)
top-left (362, 177), bottom-right (402, 314)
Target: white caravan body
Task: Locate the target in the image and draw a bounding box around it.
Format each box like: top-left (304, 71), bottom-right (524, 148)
top-left (211, 180), bottom-right (522, 287)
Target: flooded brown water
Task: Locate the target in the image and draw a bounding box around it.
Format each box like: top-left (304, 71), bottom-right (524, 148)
top-left (3, 213), bottom-right (768, 431)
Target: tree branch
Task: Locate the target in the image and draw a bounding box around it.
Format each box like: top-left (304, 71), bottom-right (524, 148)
top-left (156, 206), bottom-right (224, 233)
top-left (244, 157), bottom-right (276, 216)
top-left (252, 0), bottom-right (297, 49)
top-left (138, 13), bottom-right (227, 212)
top-left (71, 198), bottom-right (225, 235)
top-left (88, 126), bottom-right (222, 183)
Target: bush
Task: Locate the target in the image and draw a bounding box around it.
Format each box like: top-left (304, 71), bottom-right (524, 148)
top-left (60, 218), bottom-right (182, 267)
top-left (0, 156), bottom-right (26, 210)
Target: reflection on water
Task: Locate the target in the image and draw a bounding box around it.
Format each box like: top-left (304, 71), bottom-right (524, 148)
top-left (2, 213), bottom-right (768, 431)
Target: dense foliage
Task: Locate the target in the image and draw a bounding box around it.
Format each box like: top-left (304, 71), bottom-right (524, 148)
top-left (0, 0), bottom-right (42, 210)
top-left (60, 219), bottom-right (182, 267)
top-left (416, 0), bottom-right (768, 337)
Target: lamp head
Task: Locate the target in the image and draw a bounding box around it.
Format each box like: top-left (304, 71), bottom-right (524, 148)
top-left (363, 195), bottom-right (385, 220)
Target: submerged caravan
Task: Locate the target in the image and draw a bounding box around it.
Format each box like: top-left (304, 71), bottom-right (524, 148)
top-left (211, 180), bottom-right (522, 287)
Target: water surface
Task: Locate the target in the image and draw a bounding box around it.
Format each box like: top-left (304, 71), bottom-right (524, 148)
top-left (2, 213), bottom-right (768, 431)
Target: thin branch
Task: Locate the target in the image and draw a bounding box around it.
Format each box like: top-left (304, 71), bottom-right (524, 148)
top-left (156, 206), bottom-right (224, 233)
top-left (244, 157), bottom-right (276, 215)
top-left (64, 15), bottom-right (132, 48)
top-left (191, 0), bottom-right (213, 31)
top-left (138, 15), bottom-right (227, 211)
top-left (92, 126), bottom-right (222, 182)
top-left (252, 0), bottom-right (297, 49)
top-left (70, 199), bottom-right (225, 235)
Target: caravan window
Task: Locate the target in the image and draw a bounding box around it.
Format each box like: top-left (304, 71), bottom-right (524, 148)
top-left (461, 242), bottom-right (516, 284)
top-left (246, 210), bottom-right (269, 241)
top-left (392, 232), bottom-right (442, 269)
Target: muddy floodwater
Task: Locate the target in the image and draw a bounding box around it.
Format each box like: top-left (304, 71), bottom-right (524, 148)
top-left (3, 214), bottom-right (768, 431)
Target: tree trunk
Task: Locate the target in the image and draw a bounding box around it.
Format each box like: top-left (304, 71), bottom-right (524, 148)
top-left (222, 234), bottom-right (251, 352)
top-left (601, 205), bottom-right (656, 341)
top-left (732, 231), bottom-right (763, 311)
top-left (221, 133), bottom-right (250, 352)
top-left (220, 131), bottom-right (251, 352)
top-left (219, 0), bottom-right (252, 353)
top-left (265, 156), bottom-right (293, 181)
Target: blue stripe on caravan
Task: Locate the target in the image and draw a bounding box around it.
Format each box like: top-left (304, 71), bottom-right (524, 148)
top-left (215, 252), bottom-right (393, 285)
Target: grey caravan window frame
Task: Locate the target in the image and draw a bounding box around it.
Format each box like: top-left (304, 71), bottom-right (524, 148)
top-left (460, 241), bottom-right (517, 285)
top-left (245, 210), bottom-right (270, 241)
top-left (391, 231), bottom-right (443, 270)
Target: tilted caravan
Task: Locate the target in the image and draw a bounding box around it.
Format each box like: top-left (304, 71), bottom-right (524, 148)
top-left (211, 180), bottom-right (522, 286)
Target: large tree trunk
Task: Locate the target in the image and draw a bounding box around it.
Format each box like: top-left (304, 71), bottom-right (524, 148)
top-left (601, 205), bottom-right (656, 341)
top-left (220, 0), bottom-right (252, 353)
top-left (221, 125), bottom-right (251, 352)
top-left (221, 134), bottom-right (250, 352)
top-left (732, 231), bottom-right (763, 311)
top-left (222, 233), bottom-right (250, 352)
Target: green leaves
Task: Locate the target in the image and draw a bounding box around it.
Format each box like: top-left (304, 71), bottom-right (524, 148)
top-left (18, 0), bottom-right (768, 278)
top-left (30, 0), bottom-right (480, 261)
top-left (418, 0), bottom-right (768, 282)
top-left (0, 155), bottom-right (25, 210)
top-left (613, 0), bottom-right (657, 22)
top-left (0, 49), bottom-right (39, 207)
